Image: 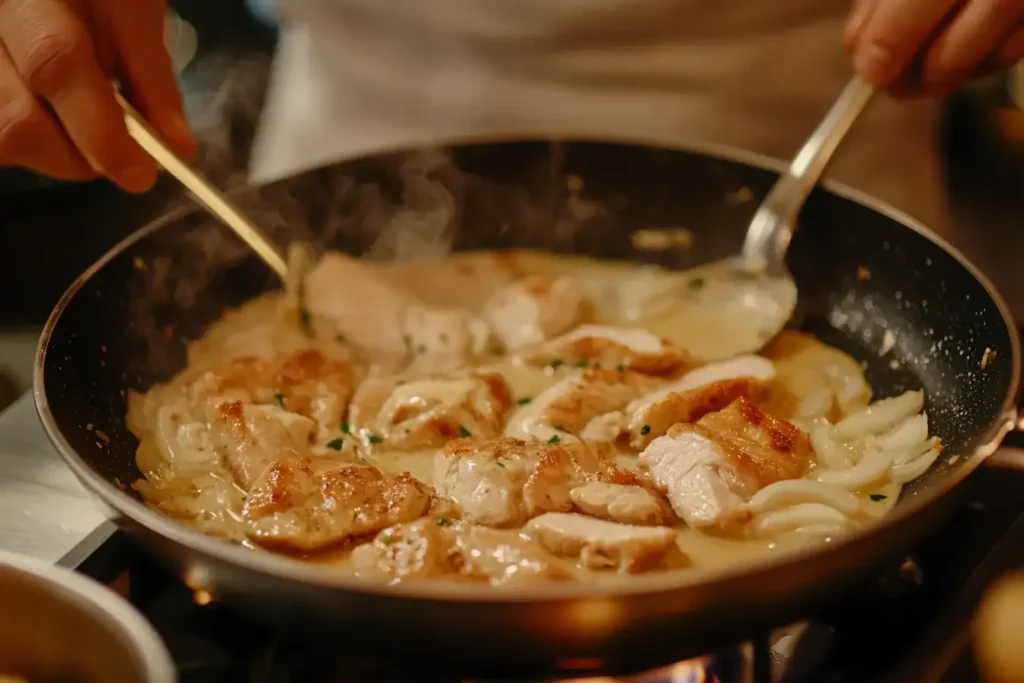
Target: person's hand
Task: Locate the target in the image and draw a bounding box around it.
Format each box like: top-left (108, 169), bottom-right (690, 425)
top-left (0, 0), bottom-right (195, 193)
top-left (844, 0), bottom-right (1024, 97)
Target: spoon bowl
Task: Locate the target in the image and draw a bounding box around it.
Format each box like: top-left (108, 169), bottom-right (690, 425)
top-left (728, 75), bottom-right (876, 354)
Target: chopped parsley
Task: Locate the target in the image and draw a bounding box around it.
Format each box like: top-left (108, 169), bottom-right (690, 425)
top-left (299, 306), bottom-right (311, 328)
top-left (548, 434), bottom-right (561, 444)
top-left (640, 424), bottom-right (651, 435)
top-left (341, 423), bottom-right (352, 434)
top-left (548, 359), bottom-right (565, 370)
top-left (572, 360), bottom-right (590, 368)
top-left (379, 534), bottom-right (394, 545)
top-left (436, 518), bottom-right (453, 527)
top-left (273, 392), bottom-right (285, 408)
top-left (688, 277), bottom-right (706, 291)
top-left (616, 364), bottom-right (625, 372)
top-left (325, 438), bottom-right (344, 451)
top-left (869, 493), bottom-right (888, 502)
top-left (368, 434), bottom-right (384, 445)
top-left (495, 461), bottom-right (506, 469)
top-left (517, 397), bottom-right (533, 406)
top-left (458, 425), bottom-right (472, 438)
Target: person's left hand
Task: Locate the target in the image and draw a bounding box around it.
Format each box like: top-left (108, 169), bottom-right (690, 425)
top-left (844, 0), bottom-right (1024, 97)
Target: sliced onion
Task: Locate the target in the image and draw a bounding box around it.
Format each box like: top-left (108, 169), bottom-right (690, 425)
top-left (810, 422), bottom-right (856, 469)
top-left (787, 523), bottom-right (848, 539)
top-left (833, 390), bottom-right (924, 439)
top-left (891, 443), bottom-right (943, 484)
top-left (746, 479), bottom-right (861, 516)
top-left (876, 412), bottom-right (929, 455)
top-left (752, 504), bottom-right (849, 536)
top-left (816, 448), bottom-right (895, 489)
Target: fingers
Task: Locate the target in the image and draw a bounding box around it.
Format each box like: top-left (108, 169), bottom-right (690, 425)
top-left (0, 0), bottom-right (157, 192)
top-left (996, 24), bottom-right (1024, 67)
top-left (921, 1), bottom-right (1023, 89)
top-left (843, 0), bottom-right (881, 53)
top-left (0, 44), bottom-right (94, 180)
top-left (850, 0), bottom-right (960, 88)
top-left (93, 0), bottom-right (195, 160)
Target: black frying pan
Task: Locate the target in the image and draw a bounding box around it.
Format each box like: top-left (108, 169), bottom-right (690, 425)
top-left (34, 139), bottom-right (1021, 677)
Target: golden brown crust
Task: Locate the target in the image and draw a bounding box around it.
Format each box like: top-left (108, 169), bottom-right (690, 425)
top-left (543, 369), bottom-right (657, 433)
top-left (242, 459), bottom-right (434, 553)
top-left (669, 397), bottom-right (813, 490)
top-left (629, 376), bottom-right (765, 450)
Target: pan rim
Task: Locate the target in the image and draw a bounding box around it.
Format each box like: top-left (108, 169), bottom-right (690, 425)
top-left (33, 133), bottom-right (1022, 604)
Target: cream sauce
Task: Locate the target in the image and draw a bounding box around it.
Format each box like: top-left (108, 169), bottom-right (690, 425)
top-left (128, 250), bottom-right (915, 581)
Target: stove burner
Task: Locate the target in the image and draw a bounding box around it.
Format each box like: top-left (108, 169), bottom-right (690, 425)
top-left (246, 636), bottom-right (752, 683)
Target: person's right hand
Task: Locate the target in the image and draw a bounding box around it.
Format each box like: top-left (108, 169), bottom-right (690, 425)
top-left (0, 0), bottom-right (195, 193)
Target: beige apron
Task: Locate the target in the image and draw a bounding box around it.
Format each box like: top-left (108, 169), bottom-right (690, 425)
top-left (251, 0), bottom-right (948, 231)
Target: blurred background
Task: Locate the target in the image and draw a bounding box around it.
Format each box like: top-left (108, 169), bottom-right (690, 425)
top-left (0, 0), bottom-right (1021, 413)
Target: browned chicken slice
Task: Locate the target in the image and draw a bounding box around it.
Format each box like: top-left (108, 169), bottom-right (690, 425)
top-left (433, 437), bottom-right (646, 527)
top-left (526, 513), bottom-right (677, 573)
top-left (350, 518), bottom-right (574, 585)
top-left (194, 349), bottom-right (356, 430)
top-left (624, 355), bottom-right (776, 450)
top-left (569, 482), bottom-right (676, 526)
top-left (242, 459), bottom-right (434, 552)
top-left (760, 330), bottom-right (871, 422)
top-left (542, 368), bottom-right (659, 434)
top-left (348, 371), bottom-right (512, 450)
top-left (524, 324), bottom-right (689, 376)
top-left (304, 252), bottom-right (491, 375)
top-left (483, 275), bottom-right (591, 351)
top-left (639, 397), bottom-right (813, 529)
top-left (207, 401), bottom-right (317, 490)
top-left (504, 368), bottom-right (658, 444)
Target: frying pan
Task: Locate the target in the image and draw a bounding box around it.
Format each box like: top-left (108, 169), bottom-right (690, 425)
top-left (34, 139), bottom-right (1022, 677)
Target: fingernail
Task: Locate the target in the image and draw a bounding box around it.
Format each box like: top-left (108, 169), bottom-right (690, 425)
top-left (855, 43), bottom-right (896, 84)
top-left (119, 165), bottom-right (158, 193)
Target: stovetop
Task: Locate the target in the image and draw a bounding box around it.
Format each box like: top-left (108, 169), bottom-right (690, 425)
top-left (59, 457), bottom-right (1024, 683)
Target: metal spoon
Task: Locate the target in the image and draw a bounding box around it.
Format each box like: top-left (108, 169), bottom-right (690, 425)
top-left (679, 75), bottom-right (876, 360)
top-left (115, 93), bottom-right (292, 282)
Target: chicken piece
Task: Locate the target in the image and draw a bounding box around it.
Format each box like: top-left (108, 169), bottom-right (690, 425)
top-left (402, 305), bottom-right (493, 376)
top-left (504, 368), bottom-right (656, 443)
top-left (639, 397), bottom-right (813, 529)
top-left (349, 516), bottom-right (454, 581)
top-left (526, 513), bottom-right (677, 573)
top-left (580, 411), bottom-right (628, 443)
top-left (303, 252), bottom-right (412, 368)
top-left (432, 437), bottom-right (544, 527)
top-left (350, 518), bottom-right (573, 585)
top-left (503, 376), bottom-right (583, 445)
top-left (304, 252), bottom-right (490, 374)
top-left (543, 368), bottom-right (659, 433)
top-left (760, 330), bottom-right (871, 422)
top-left (242, 459), bottom-right (434, 552)
top-left (208, 401), bottom-right (317, 490)
top-left (187, 349), bottom-right (356, 431)
top-left (483, 275), bottom-right (591, 351)
top-left (454, 524), bottom-right (575, 585)
top-left (524, 324), bottom-right (689, 376)
top-left (569, 482), bottom-right (676, 526)
top-left (434, 437), bottom-right (642, 527)
top-left (348, 371), bottom-right (512, 450)
top-left (625, 355), bottom-right (776, 449)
